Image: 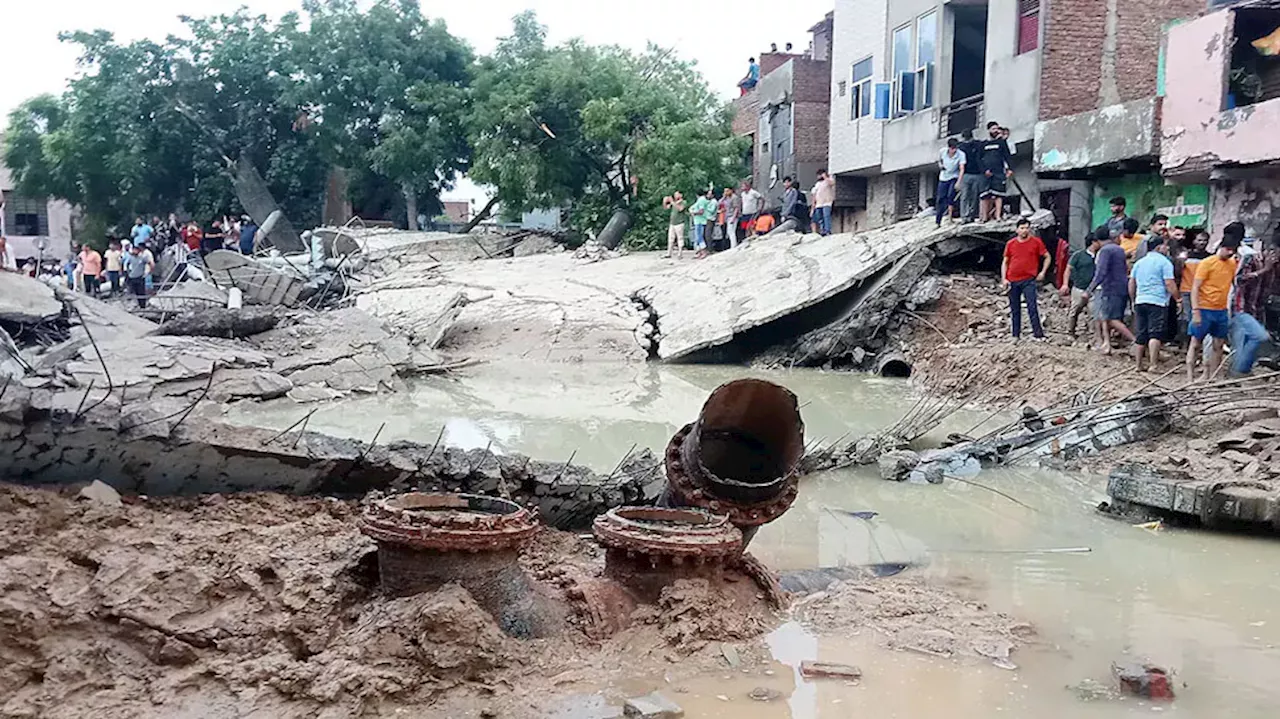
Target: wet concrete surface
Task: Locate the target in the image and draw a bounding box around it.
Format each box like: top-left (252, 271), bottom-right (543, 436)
top-left (230, 364), bottom-right (1280, 718)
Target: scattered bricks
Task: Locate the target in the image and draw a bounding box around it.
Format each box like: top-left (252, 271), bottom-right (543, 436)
top-left (1111, 661), bottom-right (1175, 701)
top-left (623, 692), bottom-right (684, 718)
top-left (799, 660), bottom-right (863, 681)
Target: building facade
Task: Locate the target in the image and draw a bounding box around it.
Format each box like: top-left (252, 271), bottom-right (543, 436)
top-left (1162, 1), bottom-right (1280, 239)
top-left (0, 162), bottom-right (73, 262)
top-left (732, 15), bottom-right (836, 213)
top-left (827, 0), bottom-right (1052, 233)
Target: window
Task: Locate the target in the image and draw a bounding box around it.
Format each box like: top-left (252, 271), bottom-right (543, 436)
top-left (1018, 0), bottom-right (1040, 55)
top-left (3, 195), bottom-right (46, 236)
top-left (915, 12), bottom-right (937, 109)
top-left (892, 25), bottom-right (914, 115)
top-left (851, 57), bottom-right (874, 119)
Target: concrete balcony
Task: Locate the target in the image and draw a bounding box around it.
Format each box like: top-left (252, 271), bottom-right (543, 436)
top-left (1034, 97), bottom-right (1160, 175)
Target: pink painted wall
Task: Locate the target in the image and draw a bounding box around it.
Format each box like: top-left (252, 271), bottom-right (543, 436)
top-left (1161, 10), bottom-right (1280, 176)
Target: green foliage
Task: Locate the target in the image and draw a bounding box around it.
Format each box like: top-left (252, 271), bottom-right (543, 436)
top-left (470, 12), bottom-right (744, 245)
top-left (4, 4), bottom-right (738, 246)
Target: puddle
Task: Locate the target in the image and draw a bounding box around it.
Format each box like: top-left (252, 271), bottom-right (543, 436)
top-left (230, 363), bottom-right (1280, 717)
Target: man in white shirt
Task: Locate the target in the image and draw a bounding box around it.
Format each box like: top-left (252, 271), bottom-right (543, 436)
top-left (739, 181), bottom-right (765, 239)
top-left (936, 138), bottom-right (966, 227)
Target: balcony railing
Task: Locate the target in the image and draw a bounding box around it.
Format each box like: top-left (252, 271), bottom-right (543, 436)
top-left (938, 93), bottom-right (984, 139)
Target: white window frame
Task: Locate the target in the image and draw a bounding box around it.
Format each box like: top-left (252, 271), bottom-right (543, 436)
top-left (850, 56), bottom-right (874, 120)
top-left (891, 24), bottom-right (913, 117)
top-left (915, 11), bottom-right (937, 110)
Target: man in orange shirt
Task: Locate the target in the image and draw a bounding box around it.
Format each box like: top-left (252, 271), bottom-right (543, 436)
top-left (78, 243), bottom-right (103, 296)
top-left (1001, 218), bottom-right (1051, 339)
top-left (1186, 231), bottom-right (1241, 381)
top-left (1176, 228), bottom-right (1210, 336)
top-left (753, 212), bottom-right (776, 237)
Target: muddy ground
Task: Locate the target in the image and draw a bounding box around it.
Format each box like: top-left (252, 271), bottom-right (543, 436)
top-left (0, 482), bottom-right (1030, 718)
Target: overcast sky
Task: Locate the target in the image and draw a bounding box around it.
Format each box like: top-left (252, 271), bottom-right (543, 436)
top-left (5, 0), bottom-right (832, 202)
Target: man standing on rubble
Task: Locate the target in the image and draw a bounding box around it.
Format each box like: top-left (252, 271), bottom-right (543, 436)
top-left (689, 189), bottom-right (718, 259)
top-left (663, 192), bottom-right (687, 259)
top-left (1187, 229), bottom-right (1242, 381)
top-left (720, 187), bottom-right (742, 249)
top-left (1106, 197), bottom-right (1131, 239)
top-left (123, 243), bottom-right (154, 309)
top-left (811, 170), bottom-right (835, 236)
top-left (978, 121), bottom-right (1013, 222)
top-left (1089, 226), bottom-right (1139, 353)
top-left (1061, 230), bottom-right (1103, 343)
top-left (739, 180), bottom-right (765, 241)
top-left (1001, 218), bottom-right (1050, 340)
top-left (1129, 236), bottom-right (1178, 373)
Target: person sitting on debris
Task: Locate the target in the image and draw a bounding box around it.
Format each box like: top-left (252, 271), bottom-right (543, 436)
top-left (738, 57), bottom-right (760, 95)
top-left (1088, 225), bottom-right (1138, 354)
top-left (663, 192), bottom-right (687, 260)
top-left (753, 212), bottom-right (776, 237)
top-left (78, 243), bottom-right (103, 296)
top-left (1061, 230), bottom-right (1103, 343)
top-left (1001, 218), bottom-right (1050, 341)
top-left (1187, 229), bottom-right (1242, 381)
top-left (1129, 236), bottom-right (1178, 373)
top-left (689, 189), bottom-right (718, 259)
top-left (1231, 234), bottom-right (1279, 376)
top-left (123, 243), bottom-right (154, 309)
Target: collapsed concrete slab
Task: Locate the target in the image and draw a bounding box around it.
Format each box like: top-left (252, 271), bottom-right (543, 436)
top-left (0, 272), bottom-right (62, 325)
top-left (1106, 464), bottom-right (1280, 531)
top-left (353, 214), bottom-right (1049, 364)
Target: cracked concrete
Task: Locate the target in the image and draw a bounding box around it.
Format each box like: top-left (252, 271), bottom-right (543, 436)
top-left (354, 214), bottom-right (1047, 364)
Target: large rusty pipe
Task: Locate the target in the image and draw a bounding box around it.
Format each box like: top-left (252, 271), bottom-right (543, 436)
top-left (360, 493), bottom-right (564, 638)
top-left (662, 379), bottom-right (805, 544)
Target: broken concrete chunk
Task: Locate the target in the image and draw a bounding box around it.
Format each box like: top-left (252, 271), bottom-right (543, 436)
top-left (799, 660), bottom-right (862, 680)
top-left (0, 271), bottom-right (62, 324)
top-left (1111, 661), bottom-right (1175, 701)
top-left (624, 692), bottom-right (684, 718)
top-left (878, 449), bottom-right (921, 481)
top-left (78, 480), bottom-right (122, 507)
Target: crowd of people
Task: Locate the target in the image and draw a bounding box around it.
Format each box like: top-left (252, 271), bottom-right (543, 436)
top-left (936, 121), bottom-right (1018, 227)
top-left (662, 171), bottom-right (836, 259)
top-left (1003, 198), bottom-right (1278, 380)
top-left (2, 213), bottom-right (261, 309)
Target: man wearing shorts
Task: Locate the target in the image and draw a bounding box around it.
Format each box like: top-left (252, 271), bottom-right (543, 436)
top-left (1129, 236), bottom-right (1178, 373)
top-left (1187, 232), bottom-right (1241, 381)
top-left (1088, 225), bottom-right (1137, 353)
top-left (977, 121), bottom-right (1012, 222)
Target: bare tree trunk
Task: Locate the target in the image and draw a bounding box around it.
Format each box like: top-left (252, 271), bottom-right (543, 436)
top-left (461, 195), bottom-right (500, 234)
top-left (403, 182), bottom-right (419, 231)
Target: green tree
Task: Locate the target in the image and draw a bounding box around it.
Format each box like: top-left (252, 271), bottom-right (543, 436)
top-left (468, 11), bottom-right (745, 245)
top-left (296, 0), bottom-right (473, 229)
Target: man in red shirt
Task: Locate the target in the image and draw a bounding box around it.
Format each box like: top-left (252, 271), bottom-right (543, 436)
top-left (1001, 218), bottom-right (1051, 339)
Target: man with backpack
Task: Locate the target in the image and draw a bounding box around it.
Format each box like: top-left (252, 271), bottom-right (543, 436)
top-left (781, 176), bottom-right (810, 231)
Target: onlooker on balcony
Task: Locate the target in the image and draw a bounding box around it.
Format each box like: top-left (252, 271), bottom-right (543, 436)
top-left (936, 138), bottom-right (966, 227)
top-left (977, 122), bottom-right (1013, 222)
top-left (957, 130), bottom-right (984, 223)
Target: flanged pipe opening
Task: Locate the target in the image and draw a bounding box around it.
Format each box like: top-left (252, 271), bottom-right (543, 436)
top-left (385, 492), bottom-right (525, 517)
top-left (684, 379), bottom-right (805, 503)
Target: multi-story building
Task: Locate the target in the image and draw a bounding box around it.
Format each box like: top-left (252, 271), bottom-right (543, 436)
top-left (1162, 0), bottom-right (1280, 238)
top-left (1034, 0), bottom-right (1210, 240)
top-left (0, 158), bottom-right (73, 262)
top-left (829, 0), bottom-right (1053, 233)
top-left (732, 15), bottom-right (835, 212)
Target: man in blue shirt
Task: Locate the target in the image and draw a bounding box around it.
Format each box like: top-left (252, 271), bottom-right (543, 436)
top-left (738, 58), bottom-right (760, 94)
top-left (1129, 236), bottom-right (1178, 372)
top-left (130, 217), bottom-right (154, 246)
top-left (1087, 226), bottom-right (1137, 353)
top-left (239, 215), bottom-right (259, 255)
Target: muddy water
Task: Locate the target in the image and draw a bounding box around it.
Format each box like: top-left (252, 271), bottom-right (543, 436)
top-left (230, 364), bottom-right (1280, 718)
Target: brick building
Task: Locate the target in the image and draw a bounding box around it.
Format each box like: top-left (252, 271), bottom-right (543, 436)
top-left (1035, 0), bottom-right (1208, 244)
top-left (0, 155), bottom-right (73, 263)
top-left (731, 14), bottom-right (835, 212)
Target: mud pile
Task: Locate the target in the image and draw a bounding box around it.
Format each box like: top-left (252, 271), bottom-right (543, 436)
top-left (0, 483), bottom-right (778, 718)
